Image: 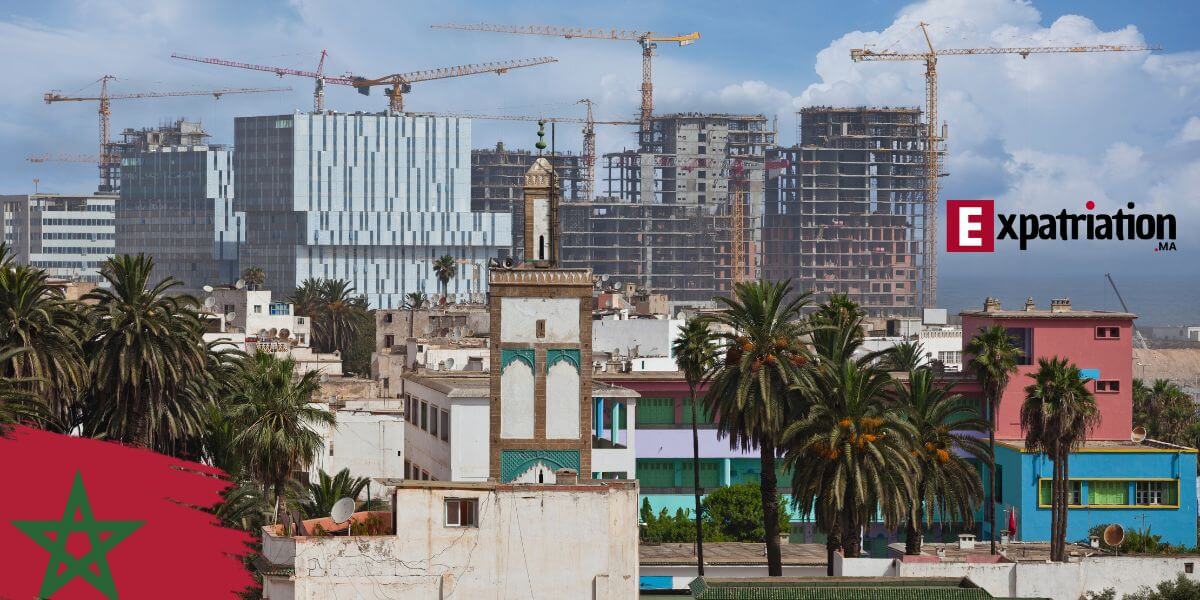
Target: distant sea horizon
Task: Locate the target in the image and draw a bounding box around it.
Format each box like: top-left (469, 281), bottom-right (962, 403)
top-left (938, 270), bottom-right (1199, 328)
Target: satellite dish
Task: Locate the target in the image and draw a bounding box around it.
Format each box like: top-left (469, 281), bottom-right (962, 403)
top-left (234, 279), bottom-right (246, 290)
top-left (1131, 426), bottom-right (1147, 443)
top-left (258, 329), bottom-right (270, 339)
top-left (445, 357), bottom-right (456, 369)
top-left (330, 497), bottom-right (355, 525)
top-left (203, 297), bottom-right (216, 309)
top-left (602, 274), bottom-right (610, 282)
top-left (1103, 523), bottom-right (1125, 549)
top-left (202, 285), bottom-right (215, 293)
top-left (269, 328), bottom-right (278, 338)
top-left (279, 328), bottom-right (291, 339)
top-left (225, 312), bottom-right (236, 322)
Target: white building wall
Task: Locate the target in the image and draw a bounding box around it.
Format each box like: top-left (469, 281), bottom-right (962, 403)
top-left (592, 318), bottom-right (684, 358)
top-left (450, 398), bottom-right (489, 482)
top-left (309, 409), bottom-right (405, 499)
top-left (500, 297), bottom-right (580, 343)
top-left (273, 483), bottom-right (639, 599)
top-left (402, 381), bottom-right (454, 481)
top-left (500, 361), bottom-right (534, 438)
top-left (545, 361), bottom-right (580, 439)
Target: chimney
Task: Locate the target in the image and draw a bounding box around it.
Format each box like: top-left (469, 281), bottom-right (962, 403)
top-left (983, 297), bottom-right (1001, 312)
top-left (1050, 298), bottom-right (1071, 313)
top-left (555, 468), bottom-right (578, 485)
top-left (1023, 297), bottom-right (1036, 312)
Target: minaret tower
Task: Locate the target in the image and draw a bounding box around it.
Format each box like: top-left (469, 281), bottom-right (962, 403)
top-left (487, 122), bottom-right (594, 482)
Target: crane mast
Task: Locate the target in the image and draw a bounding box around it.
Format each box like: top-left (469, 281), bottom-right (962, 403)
top-left (431, 23), bottom-right (699, 137)
top-left (851, 23), bottom-right (1157, 309)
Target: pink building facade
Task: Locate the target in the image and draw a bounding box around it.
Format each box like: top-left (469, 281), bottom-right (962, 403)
top-left (960, 299), bottom-right (1135, 441)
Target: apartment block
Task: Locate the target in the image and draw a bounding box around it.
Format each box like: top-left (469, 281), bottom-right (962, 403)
top-left (568, 113), bottom-right (775, 303)
top-left (765, 107), bottom-right (932, 317)
top-left (1, 193), bottom-right (116, 282)
top-left (234, 112), bottom-right (511, 309)
top-left (116, 119), bottom-right (242, 294)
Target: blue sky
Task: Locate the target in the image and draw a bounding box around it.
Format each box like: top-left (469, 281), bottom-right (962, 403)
top-left (2, 0), bottom-right (1197, 315)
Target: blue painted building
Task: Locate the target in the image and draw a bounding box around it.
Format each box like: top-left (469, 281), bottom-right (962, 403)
top-left (991, 440), bottom-right (1198, 546)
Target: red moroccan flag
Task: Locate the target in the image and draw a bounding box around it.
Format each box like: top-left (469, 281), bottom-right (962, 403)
top-left (0, 426), bottom-right (253, 598)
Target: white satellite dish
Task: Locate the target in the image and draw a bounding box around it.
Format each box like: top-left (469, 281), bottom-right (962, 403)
top-left (330, 497), bottom-right (355, 525)
top-left (225, 312), bottom-right (236, 322)
top-left (1131, 426), bottom-right (1148, 443)
top-left (202, 285), bottom-right (215, 293)
top-left (234, 279), bottom-right (246, 290)
top-left (203, 297), bottom-right (216, 309)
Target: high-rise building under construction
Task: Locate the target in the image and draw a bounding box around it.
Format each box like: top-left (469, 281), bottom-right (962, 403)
top-left (764, 107), bottom-right (933, 317)
top-left (471, 142), bottom-right (581, 259)
top-left (560, 113), bottom-right (774, 304)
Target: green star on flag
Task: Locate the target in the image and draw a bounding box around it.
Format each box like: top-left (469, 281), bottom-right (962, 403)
top-left (12, 471), bottom-right (142, 599)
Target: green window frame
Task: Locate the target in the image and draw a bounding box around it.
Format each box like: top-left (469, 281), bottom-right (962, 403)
top-left (1038, 480), bottom-right (1083, 507)
top-left (636, 397), bottom-right (675, 425)
top-left (680, 397), bottom-right (713, 424)
top-left (1036, 478), bottom-right (1179, 509)
top-left (636, 460), bottom-right (677, 488)
top-left (1088, 480), bottom-right (1127, 506)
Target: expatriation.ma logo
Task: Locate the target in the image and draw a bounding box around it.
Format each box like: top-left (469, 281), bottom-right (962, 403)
top-left (946, 199), bottom-right (1178, 253)
top-left (12, 472), bottom-right (142, 599)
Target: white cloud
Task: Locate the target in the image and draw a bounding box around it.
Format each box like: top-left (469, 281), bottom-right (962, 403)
top-left (1179, 116), bottom-right (1200, 143)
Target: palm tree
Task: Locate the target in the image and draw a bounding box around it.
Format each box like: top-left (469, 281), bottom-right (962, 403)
top-left (433, 255), bottom-right (457, 297)
top-left (84, 254), bottom-right (214, 453)
top-left (241, 266), bottom-right (266, 290)
top-left (0, 263), bottom-right (87, 428)
top-left (0, 347), bottom-right (40, 431)
top-left (403, 291), bottom-right (428, 339)
top-left (228, 352), bottom-right (335, 521)
top-left (882, 341), bottom-right (927, 372)
top-left (672, 317), bottom-right (717, 575)
top-left (965, 325), bottom-right (1023, 553)
top-left (301, 468), bottom-right (381, 519)
top-left (784, 357), bottom-right (917, 567)
top-left (1020, 357), bottom-right (1100, 562)
top-left (289, 278), bottom-right (368, 355)
top-left (893, 367), bottom-right (991, 555)
top-left (1134, 379), bottom-right (1194, 445)
top-left (704, 279), bottom-right (814, 576)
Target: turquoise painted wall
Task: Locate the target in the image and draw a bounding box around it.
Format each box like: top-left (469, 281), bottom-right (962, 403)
top-left (993, 444), bottom-right (1198, 546)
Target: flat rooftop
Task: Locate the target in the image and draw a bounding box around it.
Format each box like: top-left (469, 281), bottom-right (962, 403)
top-left (959, 309), bottom-right (1135, 320)
top-left (640, 542), bottom-right (826, 566)
top-left (996, 438), bottom-right (1196, 453)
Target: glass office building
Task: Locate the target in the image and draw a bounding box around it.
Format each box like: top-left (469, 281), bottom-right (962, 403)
top-left (117, 122), bottom-right (242, 294)
top-left (1, 193), bottom-right (116, 282)
top-left (235, 113), bottom-right (511, 308)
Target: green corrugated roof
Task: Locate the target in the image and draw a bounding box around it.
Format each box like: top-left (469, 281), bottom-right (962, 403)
top-left (687, 577), bottom-right (1041, 600)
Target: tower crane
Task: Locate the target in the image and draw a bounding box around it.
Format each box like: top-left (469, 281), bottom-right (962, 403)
top-left (173, 50), bottom-right (332, 112)
top-left (350, 57), bottom-right (558, 114)
top-left (26, 153), bottom-right (99, 164)
top-left (173, 53), bottom-right (558, 115)
top-left (403, 101), bottom-right (636, 199)
top-left (42, 76), bottom-right (290, 192)
top-left (851, 23), bottom-right (1157, 308)
top-left (431, 23), bottom-right (700, 134)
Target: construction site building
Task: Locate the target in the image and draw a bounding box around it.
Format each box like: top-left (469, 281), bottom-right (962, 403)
top-left (1, 193), bottom-right (116, 282)
top-left (116, 119), bottom-right (243, 294)
top-left (764, 107), bottom-right (932, 317)
top-left (566, 113), bottom-right (775, 303)
top-left (470, 142), bottom-right (581, 258)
